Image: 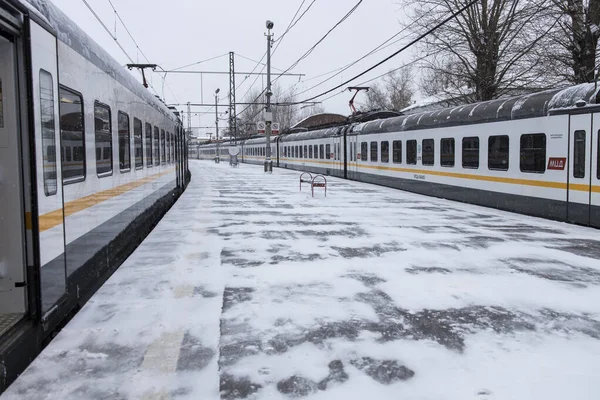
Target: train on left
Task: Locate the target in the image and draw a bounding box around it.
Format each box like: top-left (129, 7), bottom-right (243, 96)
top-left (0, 0), bottom-right (190, 392)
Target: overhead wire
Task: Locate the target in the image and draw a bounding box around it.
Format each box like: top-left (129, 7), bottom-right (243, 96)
top-left (106, 0), bottom-right (151, 64)
top-left (236, 0), bottom-right (318, 119)
top-left (103, 0), bottom-right (181, 103)
top-left (283, 6), bottom-right (435, 99)
top-left (80, 0), bottom-right (133, 64)
top-left (239, 0), bottom-right (360, 121)
top-left (235, 53), bottom-right (286, 73)
top-left (289, 0), bottom-right (479, 105)
top-left (81, 0), bottom-right (166, 98)
top-left (272, 0), bottom-right (317, 55)
top-left (82, 0), bottom-right (183, 103)
top-left (271, 0), bottom-right (363, 86)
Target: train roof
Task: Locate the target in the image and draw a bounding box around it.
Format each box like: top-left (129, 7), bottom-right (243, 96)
top-left (15, 0), bottom-right (177, 121)
top-left (353, 83), bottom-right (600, 135)
top-left (280, 126), bottom-right (344, 142)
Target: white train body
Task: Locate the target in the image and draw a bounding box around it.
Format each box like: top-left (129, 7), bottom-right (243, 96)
top-left (0, 0), bottom-right (189, 391)
top-left (197, 85), bottom-right (600, 229)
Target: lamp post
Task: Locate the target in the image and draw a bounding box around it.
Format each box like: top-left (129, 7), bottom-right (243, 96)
top-left (264, 20), bottom-right (274, 173)
top-left (215, 88), bottom-right (220, 163)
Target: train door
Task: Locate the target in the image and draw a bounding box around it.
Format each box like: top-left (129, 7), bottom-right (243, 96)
top-left (0, 16), bottom-right (27, 331)
top-left (333, 134), bottom-right (343, 176)
top-left (591, 114), bottom-right (600, 228)
top-left (567, 113), bottom-right (593, 225)
top-left (30, 21), bottom-right (67, 316)
top-left (347, 134), bottom-right (358, 180)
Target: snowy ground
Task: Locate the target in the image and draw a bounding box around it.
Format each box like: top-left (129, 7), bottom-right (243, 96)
top-left (4, 160), bottom-right (600, 400)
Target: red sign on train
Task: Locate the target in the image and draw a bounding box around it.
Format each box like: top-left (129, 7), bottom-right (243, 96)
top-left (547, 157), bottom-right (566, 170)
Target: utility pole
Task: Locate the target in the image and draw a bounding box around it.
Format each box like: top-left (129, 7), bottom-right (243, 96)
top-left (229, 52), bottom-right (237, 145)
top-left (186, 102), bottom-right (192, 138)
top-left (215, 88), bottom-right (220, 163)
top-left (264, 20), bottom-right (274, 173)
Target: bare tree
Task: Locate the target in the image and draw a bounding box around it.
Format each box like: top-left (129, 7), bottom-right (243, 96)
top-left (272, 83), bottom-right (299, 132)
top-left (360, 68), bottom-right (414, 111)
top-left (361, 82), bottom-right (389, 111)
top-left (404, 0), bottom-right (558, 103)
top-left (237, 84), bottom-right (299, 137)
top-left (539, 0), bottom-right (600, 84)
top-left (238, 87), bottom-right (264, 138)
top-left (386, 67), bottom-right (415, 110)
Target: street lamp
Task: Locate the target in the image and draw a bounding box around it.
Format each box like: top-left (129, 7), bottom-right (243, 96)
top-left (264, 20), bottom-right (274, 173)
top-left (215, 88), bottom-right (220, 163)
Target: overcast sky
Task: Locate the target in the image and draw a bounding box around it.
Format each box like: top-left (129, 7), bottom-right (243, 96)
top-left (51, 0), bottom-right (414, 134)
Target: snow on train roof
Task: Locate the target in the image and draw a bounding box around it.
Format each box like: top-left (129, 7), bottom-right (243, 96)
top-left (19, 0), bottom-right (175, 120)
top-left (280, 126), bottom-right (343, 142)
top-left (354, 83), bottom-right (600, 135)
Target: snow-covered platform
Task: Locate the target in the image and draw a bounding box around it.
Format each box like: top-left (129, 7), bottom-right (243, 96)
top-left (4, 161), bottom-right (600, 400)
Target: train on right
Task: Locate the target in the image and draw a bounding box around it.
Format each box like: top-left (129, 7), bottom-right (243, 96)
top-left (194, 83), bottom-right (600, 228)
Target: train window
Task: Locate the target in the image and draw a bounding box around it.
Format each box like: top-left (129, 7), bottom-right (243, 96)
top-left (74, 146), bottom-right (84, 162)
top-left (40, 70), bottom-right (57, 195)
top-left (381, 141), bottom-right (389, 163)
top-left (171, 133), bottom-right (175, 162)
top-left (462, 137), bottom-right (479, 168)
top-left (145, 123), bottom-right (153, 167)
top-left (520, 133), bottom-right (546, 173)
top-left (326, 144), bottom-right (331, 159)
top-left (134, 118), bottom-right (143, 169)
top-left (597, 130), bottom-right (600, 179)
top-left (304, 145), bottom-right (308, 158)
top-left (360, 142), bottom-right (367, 161)
top-left (94, 101), bottom-right (112, 176)
top-left (422, 139), bottom-right (434, 166)
top-left (300, 145), bottom-right (303, 158)
top-left (309, 145), bottom-right (313, 159)
top-left (320, 144), bottom-right (325, 159)
top-left (59, 86), bottom-right (86, 183)
top-left (369, 141), bottom-right (377, 162)
top-left (314, 145), bottom-right (318, 159)
top-left (154, 127), bottom-right (160, 165)
top-left (392, 140), bottom-right (402, 163)
top-left (441, 138), bottom-right (455, 167)
top-left (574, 130), bottom-right (586, 178)
top-left (118, 112), bottom-right (131, 172)
top-left (62, 146), bottom-right (71, 162)
top-left (161, 129), bottom-right (166, 163)
top-left (407, 140), bottom-right (417, 165)
top-left (488, 135), bottom-right (509, 171)
top-left (166, 132), bottom-right (170, 163)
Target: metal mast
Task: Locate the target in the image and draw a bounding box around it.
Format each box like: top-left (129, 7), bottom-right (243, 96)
top-left (229, 52), bottom-right (237, 144)
top-left (264, 20), bottom-right (274, 173)
top-left (215, 88), bottom-right (220, 163)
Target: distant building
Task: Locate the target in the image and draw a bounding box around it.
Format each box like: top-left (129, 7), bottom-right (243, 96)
top-left (287, 113), bottom-right (347, 133)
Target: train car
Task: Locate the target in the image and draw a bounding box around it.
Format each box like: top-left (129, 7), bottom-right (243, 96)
top-left (347, 84), bottom-right (600, 228)
top-left (243, 136), bottom-right (275, 166)
top-left (278, 127), bottom-right (345, 178)
top-left (196, 83), bottom-right (599, 228)
top-left (190, 141), bottom-right (234, 162)
top-left (0, 0), bottom-right (189, 393)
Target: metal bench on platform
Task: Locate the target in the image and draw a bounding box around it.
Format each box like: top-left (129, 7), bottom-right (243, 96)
top-left (299, 173), bottom-right (327, 197)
